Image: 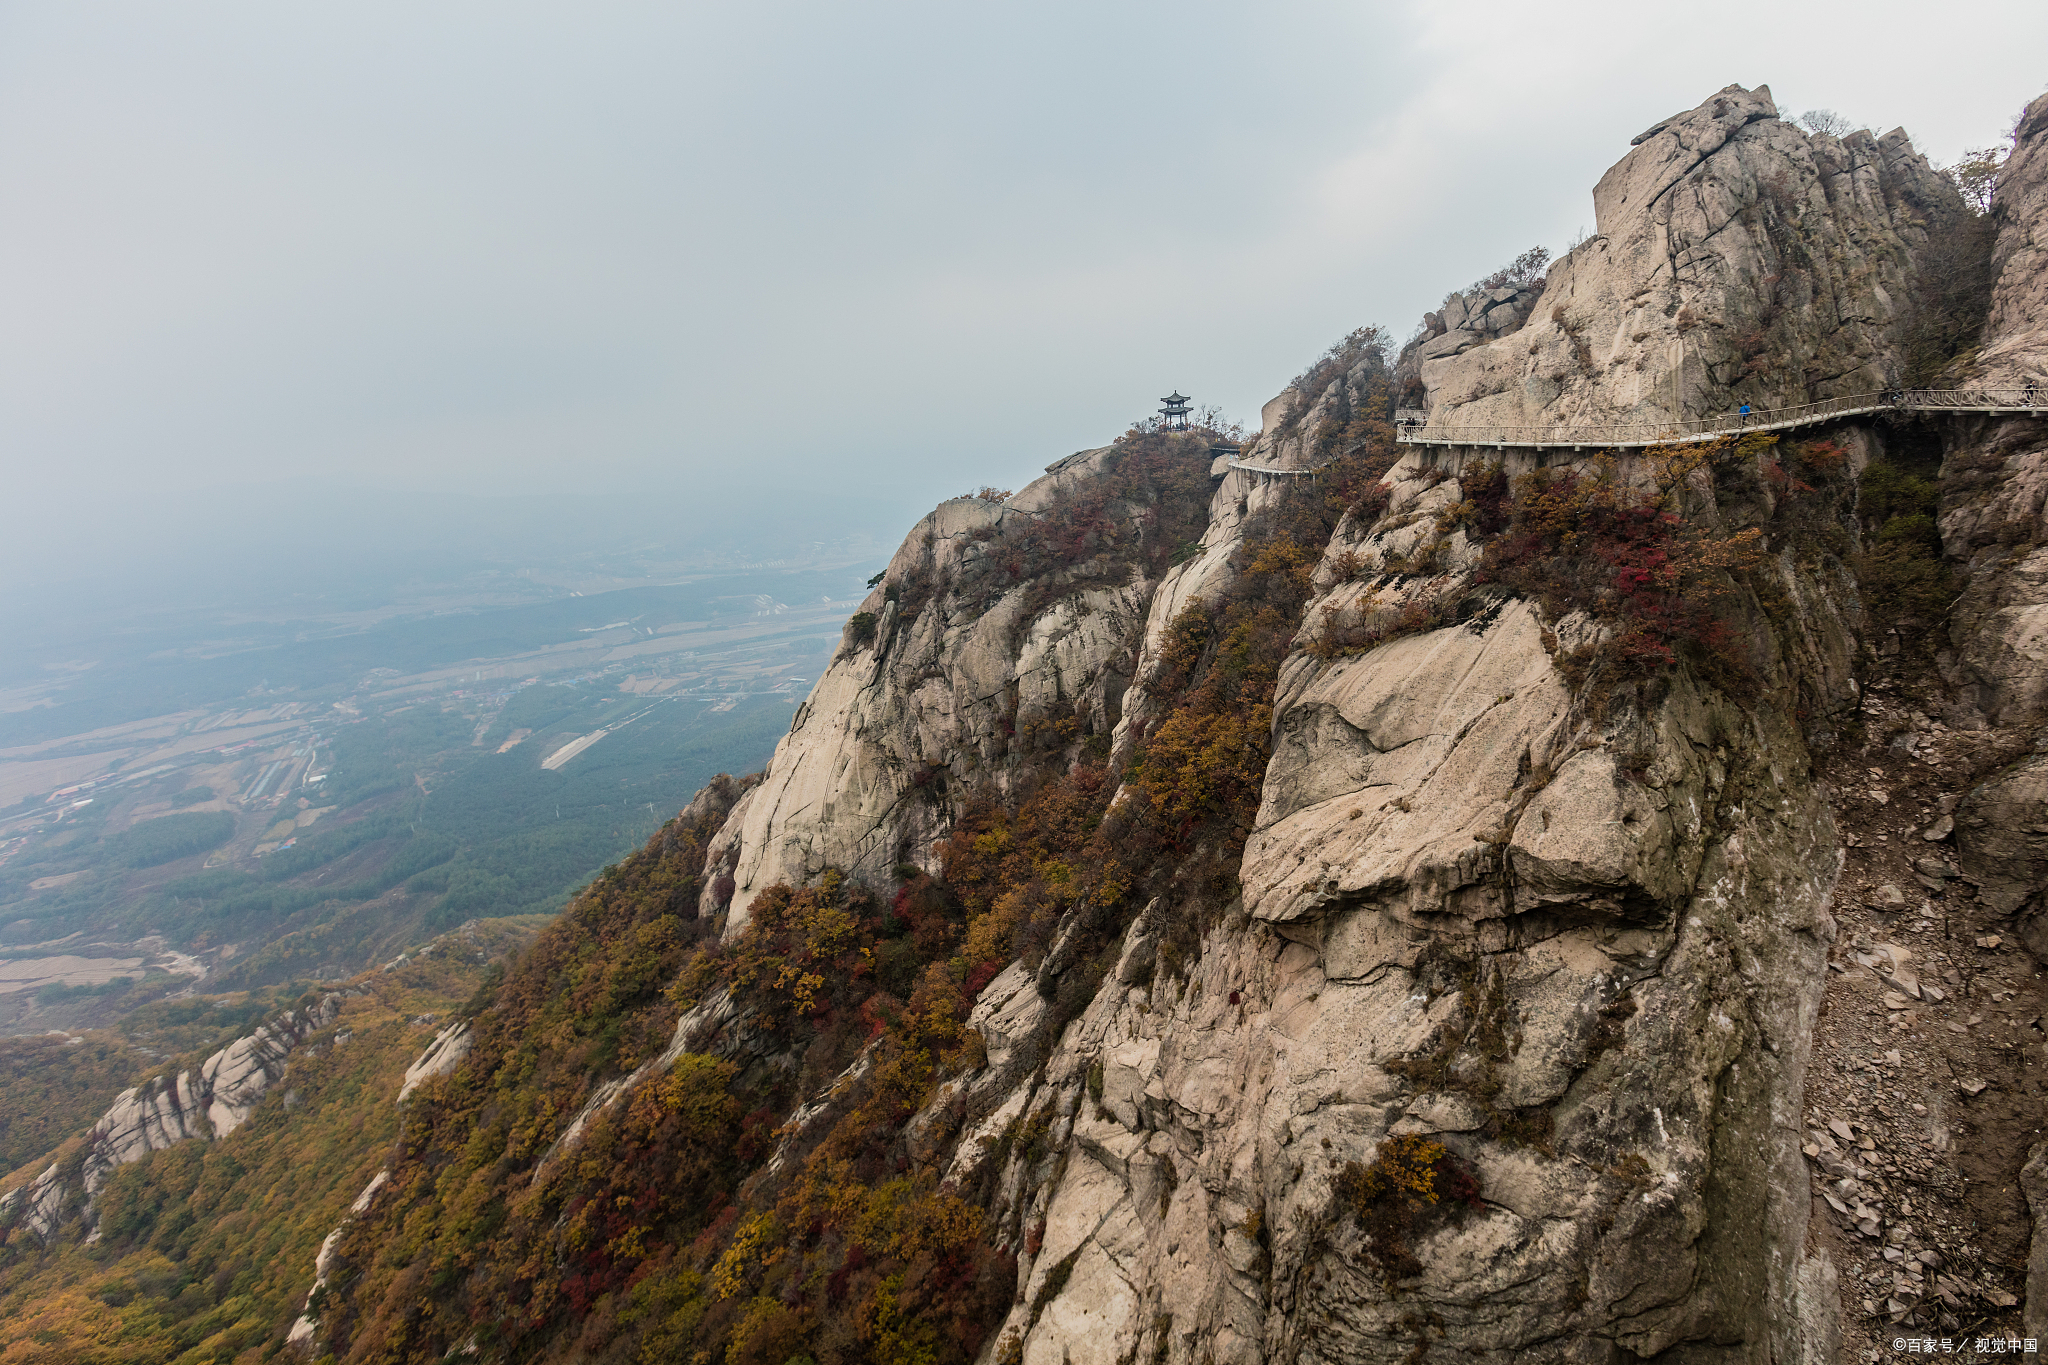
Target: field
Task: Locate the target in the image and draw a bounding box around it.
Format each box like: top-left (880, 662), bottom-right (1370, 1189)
top-left (0, 572), bottom-right (869, 1046)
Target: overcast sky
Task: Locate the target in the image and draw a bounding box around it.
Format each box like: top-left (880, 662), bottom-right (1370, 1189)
top-left (3, 1), bottom-right (2044, 598)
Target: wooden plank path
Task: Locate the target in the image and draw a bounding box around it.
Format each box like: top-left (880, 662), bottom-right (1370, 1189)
top-left (1392, 388), bottom-right (2045, 452)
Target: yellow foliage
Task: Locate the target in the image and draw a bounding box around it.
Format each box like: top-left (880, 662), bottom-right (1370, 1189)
top-left (1244, 536), bottom-right (1317, 598)
top-left (1132, 703), bottom-right (1272, 825)
top-left (962, 887), bottom-right (1032, 967)
top-left (1355, 1133), bottom-right (1447, 1204)
top-left (710, 1212), bottom-right (777, 1300)
top-left (867, 1272), bottom-right (943, 1365)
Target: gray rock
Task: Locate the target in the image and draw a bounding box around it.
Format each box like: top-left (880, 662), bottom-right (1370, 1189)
top-left (1400, 83), bottom-right (1952, 439)
top-left (1956, 754), bottom-right (2048, 959)
top-left (398, 1022), bottom-right (471, 1102)
top-left (72, 993), bottom-right (349, 1228)
top-left (2027, 1142), bottom-right (2048, 1339)
top-left (1975, 91), bottom-right (2048, 390)
top-left (0, 1163), bottom-right (68, 1244)
top-left (1414, 327), bottom-right (1480, 361)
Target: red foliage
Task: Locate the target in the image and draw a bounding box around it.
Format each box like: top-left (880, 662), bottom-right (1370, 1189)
top-left (1473, 462), bottom-right (1765, 692)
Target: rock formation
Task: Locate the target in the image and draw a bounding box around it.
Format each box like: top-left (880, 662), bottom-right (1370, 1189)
top-left (1978, 95), bottom-right (2048, 391)
top-left (285, 1168), bottom-right (390, 1353)
top-left (0, 991), bottom-right (350, 1244)
top-left (700, 453), bottom-right (1206, 931)
top-left (1401, 84), bottom-right (1953, 431)
top-left (397, 1021), bottom-right (471, 1102)
top-left (309, 83), bottom-right (2048, 1363)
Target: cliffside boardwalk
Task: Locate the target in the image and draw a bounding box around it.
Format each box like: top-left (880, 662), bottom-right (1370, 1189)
top-left (1393, 386), bottom-right (2044, 451)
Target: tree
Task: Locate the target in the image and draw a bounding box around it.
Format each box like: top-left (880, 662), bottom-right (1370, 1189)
top-left (1947, 146), bottom-right (2006, 215)
top-left (1468, 246), bottom-right (1549, 296)
top-left (1796, 109), bottom-right (1855, 138)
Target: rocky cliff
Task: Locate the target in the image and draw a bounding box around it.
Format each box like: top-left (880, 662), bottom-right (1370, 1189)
top-left (0, 989), bottom-right (352, 1244)
top-left (309, 83), bottom-right (2048, 1364)
top-left (1403, 84), bottom-right (1953, 430)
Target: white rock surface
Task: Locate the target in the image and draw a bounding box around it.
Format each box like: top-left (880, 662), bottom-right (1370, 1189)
top-left (397, 1021), bottom-right (471, 1102)
top-left (0, 1163), bottom-right (68, 1243)
top-left (286, 1167), bottom-right (390, 1355)
top-left (63, 991), bottom-right (348, 1243)
top-left (1404, 84), bottom-right (1951, 435)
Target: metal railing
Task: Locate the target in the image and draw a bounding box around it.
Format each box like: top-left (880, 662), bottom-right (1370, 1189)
top-left (1227, 455), bottom-right (1324, 476)
top-left (1394, 388), bottom-right (2045, 450)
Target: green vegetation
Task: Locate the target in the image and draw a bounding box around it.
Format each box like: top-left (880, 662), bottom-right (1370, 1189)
top-left (1853, 446), bottom-right (1957, 642)
top-left (1894, 165), bottom-right (2000, 386)
top-left (0, 694), bottom-right (793, 985)
top-left (0, 1034), bottom-right (146, 1180)
top-left (106, 812), bottom-right (236, 869)
top-left (0, 936), bottom-right (521, 1364)
top-left (35, 978), bottom-right (136, 1006)
top-left (168, 787), bottom-right (216, 808)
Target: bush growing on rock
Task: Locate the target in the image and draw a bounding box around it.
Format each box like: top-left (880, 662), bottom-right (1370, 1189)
top-left (1335, 1135), bottom-right (1484, 1285)
top-left (1472, 443), bottom-right (1768, 695)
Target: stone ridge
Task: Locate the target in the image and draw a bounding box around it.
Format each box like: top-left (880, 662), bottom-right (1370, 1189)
top-left (699, 444), bottom-right (1224, 935)
top-left (1401, 83), bottom-right (1954, 435)
top-left (1977, 91), bottom-right (2048, 390)
top-left (0, 990), bottom-right (355, 1245)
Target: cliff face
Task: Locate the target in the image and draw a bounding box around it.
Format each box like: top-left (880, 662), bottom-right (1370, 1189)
top-left (981, 487), bottom-right (1848, 1360)
top-left (0, 989), bottom-right (352, 1245)
top-left (1977, 94), bottom-right (2048, 390)
top-left (1405, 84), bottom-right (1952, 430)
top-left (701, 445), bottom-right (1217, 933)
top-left (304, 84), bottom-right (2048, 1365)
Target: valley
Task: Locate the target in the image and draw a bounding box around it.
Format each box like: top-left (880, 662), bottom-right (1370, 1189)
top-left (0, 575), bottom-right (870, 1044)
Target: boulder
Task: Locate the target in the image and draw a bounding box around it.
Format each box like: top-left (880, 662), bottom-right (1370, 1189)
top-left (0, 1164), bottom-right (67, 1244)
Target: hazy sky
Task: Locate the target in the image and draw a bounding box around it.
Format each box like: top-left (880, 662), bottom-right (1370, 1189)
top-left (3, 1), bottom-right (2044, 594)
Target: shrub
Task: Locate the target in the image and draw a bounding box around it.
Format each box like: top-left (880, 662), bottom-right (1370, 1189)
top-left (1289, 326), bottom-right (1392, 413)
top-left (846, 612), bottom-right (878, 649)
top-left (1892, 191), bottom-right (1998, 385)
top-left (1335, 1135), bottom-right (1484, 1284)
top-left (1472, 447), bottom-right (1767, 694)
top-left (1461, 245), bottom-right (1549, 298)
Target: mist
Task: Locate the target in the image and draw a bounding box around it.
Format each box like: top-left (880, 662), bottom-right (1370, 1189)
top-left (4, 0), bottom-right (2043, 624)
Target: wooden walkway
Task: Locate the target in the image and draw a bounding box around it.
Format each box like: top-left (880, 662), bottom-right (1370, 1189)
top-left (1393, 388), bottom-right (2044, 451)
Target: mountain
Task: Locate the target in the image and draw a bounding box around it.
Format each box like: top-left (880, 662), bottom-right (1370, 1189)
top-left (6, 82), bottom-right (2048, 1363)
